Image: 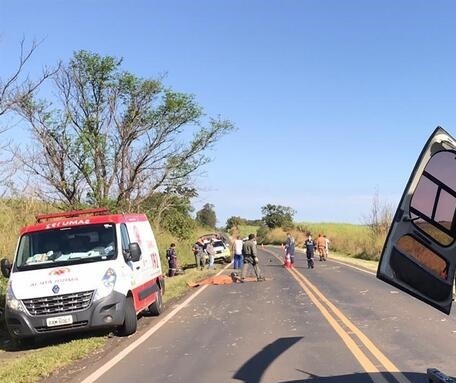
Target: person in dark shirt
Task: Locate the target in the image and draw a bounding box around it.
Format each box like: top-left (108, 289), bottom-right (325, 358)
top-left (240, 234), bottom-right (265, 282)
top-left (285, 233), bottom-right (296, 265)
top-left (304, 233), bottom-right (315, 269)
top-left (166, 243), bottom-right (177, 277)
top-left (192, 238), bottom-right (206, 270)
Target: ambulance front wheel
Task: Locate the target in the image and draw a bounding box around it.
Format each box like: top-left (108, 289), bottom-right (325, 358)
top-left (117, 296), bottom-right (137, 337)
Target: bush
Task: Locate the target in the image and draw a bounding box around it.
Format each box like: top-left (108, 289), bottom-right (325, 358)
top-left (256, 225), bottom-right (269, 244)
top-left (161, 212), bottom-right (197, 240)
top-left (0, 199), bottom-right (58, 261)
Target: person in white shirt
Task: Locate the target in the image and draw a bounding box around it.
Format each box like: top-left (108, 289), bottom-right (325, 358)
top-left (323, 235), bottom-right (330, 259)
top-left (232, 236), bottom-right (244, 269)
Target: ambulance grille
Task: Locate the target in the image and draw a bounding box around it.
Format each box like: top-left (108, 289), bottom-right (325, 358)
top-left (22, 290), bottom-right (94, 316)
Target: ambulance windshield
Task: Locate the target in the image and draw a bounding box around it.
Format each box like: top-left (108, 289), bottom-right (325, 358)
top-left (15, 224), bottom-right (116, 270)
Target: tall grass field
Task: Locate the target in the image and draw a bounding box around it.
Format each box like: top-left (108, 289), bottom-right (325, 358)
top-left (239, 222), bottom-right (385, 261)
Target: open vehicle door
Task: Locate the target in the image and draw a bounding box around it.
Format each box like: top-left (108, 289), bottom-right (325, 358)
top-left (377, 127), bottom-right (456, 314)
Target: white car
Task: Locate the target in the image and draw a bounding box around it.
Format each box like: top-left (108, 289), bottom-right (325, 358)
top-left (212, 240), bottom-right (231, 263)
top-left (201, 238), bottom-right (231, 264)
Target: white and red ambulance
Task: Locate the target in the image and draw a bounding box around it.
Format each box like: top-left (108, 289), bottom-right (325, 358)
top-left (0, 208), bottom-right (164, 341)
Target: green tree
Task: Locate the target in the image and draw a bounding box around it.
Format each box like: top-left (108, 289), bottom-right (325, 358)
top-left (225, 216), bottom-right (244, 230)
top-left (143, 186), bottom-right (197, 239)
top-left (14, 50), bottom-right (234, 209)
top-left (196, 203), bottom-right (217, 228)
top-left (261, 204), bottom-right (296, 229)
top-left (256, 224), bottom-right (270, 244)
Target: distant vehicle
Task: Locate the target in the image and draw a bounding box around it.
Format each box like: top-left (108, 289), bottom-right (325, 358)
top-left (199, 234), bottom-right (232, 264)
top-left (200, 233), bottom-right (219, 242)
top-left (211, 240), bottom-right (232, 263)
top-left (377, 127), bottom-right (456, 382)
top-left (200, 233), bottom-right (230, 246)
top-left (0, 208), bottom-right (164, 344)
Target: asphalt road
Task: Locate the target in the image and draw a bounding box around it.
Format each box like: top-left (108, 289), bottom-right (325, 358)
top-left (62, 247), bottom-right (456, 383)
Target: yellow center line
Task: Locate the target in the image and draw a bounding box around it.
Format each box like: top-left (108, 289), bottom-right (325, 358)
top-left (291, 267), bottom-right (412, 383)
top-left (263, 248), bottom-right (412, 383)
top-left (288, 267), bottom-right (389, 383)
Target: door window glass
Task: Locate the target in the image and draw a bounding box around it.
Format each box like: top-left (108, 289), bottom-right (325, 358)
top-left (120, 224), bottom-right (131, 254)
top-left (410, 151), bottom-right (456, 246)
top-left (435, 189), bottom-right (456, 231)
top-left (396, 235), bottom-right (448, 280)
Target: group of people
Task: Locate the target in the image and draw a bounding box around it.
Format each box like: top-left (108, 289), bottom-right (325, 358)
top-left (166, 235), bottom-right (221, 277)
top-left (232, 234), bottom-right (265, 282)
top-left (166, 231), bottom-right (330, 278)
top-left (285, 232), bottom-right (330, 269)
top-left (188, 233), bottom-right (265, 282)
top-left (191, 236), bottom-right (218, 271)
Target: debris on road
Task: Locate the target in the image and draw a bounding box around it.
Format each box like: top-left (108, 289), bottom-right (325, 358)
top-left (187, 274), bottom-right (270, 287)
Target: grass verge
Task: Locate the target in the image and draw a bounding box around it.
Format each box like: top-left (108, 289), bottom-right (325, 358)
top-left (0, 337), bottom-right (106, 383)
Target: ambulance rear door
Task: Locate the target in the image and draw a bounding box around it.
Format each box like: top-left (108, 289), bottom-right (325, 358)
top-left (377, 127), bottom-right (456, 314)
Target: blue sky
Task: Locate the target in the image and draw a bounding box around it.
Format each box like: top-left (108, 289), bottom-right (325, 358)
top-left (2, 1), bottom-right (456, 225)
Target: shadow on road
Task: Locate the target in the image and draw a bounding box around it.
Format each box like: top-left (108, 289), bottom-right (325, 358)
top-left (233, 337), bottom-right (429, 383)
top-left (233, 337), bottom-right (302, 382)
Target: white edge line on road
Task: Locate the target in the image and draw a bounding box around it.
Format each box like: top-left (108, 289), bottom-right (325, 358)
top-left (328, 258), bottom-right (376, 276)
top-left (80, 262), bottom-right (232, 383)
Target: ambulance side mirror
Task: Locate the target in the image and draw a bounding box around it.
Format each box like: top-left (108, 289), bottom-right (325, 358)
top-left (129, 243), bottom-right (142, 262)
top-left (1, 258), bottom-right (12, 278)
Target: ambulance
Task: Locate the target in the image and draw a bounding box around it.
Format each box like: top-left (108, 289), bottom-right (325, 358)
top-left (0, 208), bottom-right (164, 341)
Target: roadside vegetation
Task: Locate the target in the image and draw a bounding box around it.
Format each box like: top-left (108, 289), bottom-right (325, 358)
top-left (259, 224), bottom-right (381, 260)
top-left (228, 199), bottom-right (393, 261)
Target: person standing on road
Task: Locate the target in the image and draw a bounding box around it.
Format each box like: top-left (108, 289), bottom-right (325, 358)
top-left (232, 235), bottom-right (244, 269)
top-left (166, 243), bottom-right (178, 277)
top-left (316, 233), bottom-right (327, 261)
top-left (304, 233), bottom-right (315, 269)
top-left (323, 235), bottom-right (330, 260)
top-left (241, 234), bottom-right (265, 281)
top-left (192, 238), bottom-right (206, 270)
top-left (206, 239), bottom-right (216, 270)
top-left (285, 233), bottom-right (296, 265)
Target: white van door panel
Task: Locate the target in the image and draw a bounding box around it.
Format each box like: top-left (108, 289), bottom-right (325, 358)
top-left (126, 221), bottom-right (161, 283)
top-left (377, 127), bottom-right (456, 314)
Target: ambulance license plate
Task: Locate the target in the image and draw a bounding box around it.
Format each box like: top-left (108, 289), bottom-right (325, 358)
top-left (46, 315), bottom-right (73, 327)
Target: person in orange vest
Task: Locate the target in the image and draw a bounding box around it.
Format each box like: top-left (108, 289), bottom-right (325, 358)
top-left (316, 233), bottom-right (327, 261)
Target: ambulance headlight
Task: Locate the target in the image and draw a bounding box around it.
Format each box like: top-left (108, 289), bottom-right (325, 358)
top-left (6, 281), bottom-right (26, 312)
top-left (94, 268), bottom-right (117, 301)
